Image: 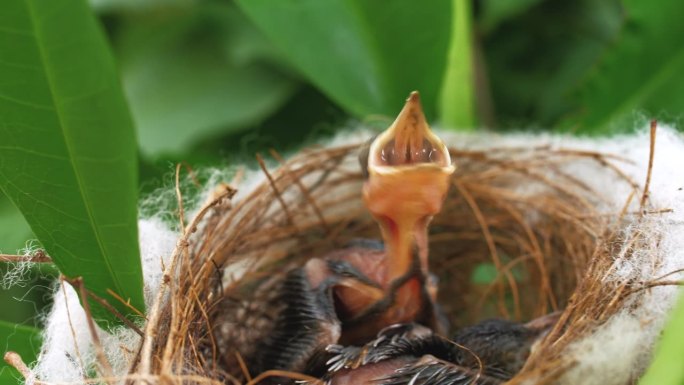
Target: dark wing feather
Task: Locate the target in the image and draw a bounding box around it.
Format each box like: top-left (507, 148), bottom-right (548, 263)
top-left (325, 323), bottom-right (436, 373)
top-left (254, 268), bottom-right (341, 375)
top-left (380, 358), bottom-right (502, 385)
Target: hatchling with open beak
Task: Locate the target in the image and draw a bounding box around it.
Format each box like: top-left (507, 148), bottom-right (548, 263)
top-left (211, 91), bottom-right (455, 382)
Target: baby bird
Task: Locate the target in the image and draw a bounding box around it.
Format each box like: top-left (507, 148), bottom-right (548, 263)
top-left (324, 313), bottom-right (560, 385)
top-left (211, 92), bottom-right (455, 381)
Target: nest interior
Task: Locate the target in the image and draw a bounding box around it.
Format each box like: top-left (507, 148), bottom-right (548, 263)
top-left (132, 141), bottom-right (652, 384)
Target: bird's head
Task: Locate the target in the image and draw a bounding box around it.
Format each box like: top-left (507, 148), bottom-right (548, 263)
top-left (361, 91), bottom-right (455, 279)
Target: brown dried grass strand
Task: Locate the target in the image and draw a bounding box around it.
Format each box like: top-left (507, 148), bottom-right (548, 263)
top-left (69, 277), bottom-right (115, 382)
top-left (454, 180), bottom-right (511, 318)
top-left (640, 120), bottom-right (658, 208)
top-left (269, 148), bottom-right (330, 234)
top-left (60, 279), bottom-right (88, 381)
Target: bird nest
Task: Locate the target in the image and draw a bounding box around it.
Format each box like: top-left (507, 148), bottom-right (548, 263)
top-left (129, 133), bottom-right (669, 385)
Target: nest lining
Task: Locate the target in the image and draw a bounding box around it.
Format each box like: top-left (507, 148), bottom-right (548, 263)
top-left (25, 127), bottom-right (684, 385)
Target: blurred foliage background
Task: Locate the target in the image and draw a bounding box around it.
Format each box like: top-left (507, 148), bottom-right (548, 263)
top-left (1, 0), bottom-right (683, 383)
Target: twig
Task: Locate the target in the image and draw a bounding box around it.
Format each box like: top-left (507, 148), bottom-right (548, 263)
top-left (176, 163), bottom-right (188, 231)
top-left (4, 351), bottom-right (34, 382)
top-left (640, 120), bottom-right (658, 209)
top-left (255, 153), bottom-right (299, 232)
top-left (235, 351), bottom-right (252, 383)
top-left (650, 267), bottom-right (684, 283)
top-left (245, 369), bottom-right (323, 385)
top-left (179, 161), bottom-right (202, 187)
top-left (269, 148), bottom-right (330, 234)
top-left (82, 289), bottom-right (144, 337)
top-left (68, 277), bottom-right (115, 382)
top-left (454, 180), bottom-right (512, 318)
top-left (0, 250), bottom-right (52, 263)
top-left (106, 289), bottom-right (146, 318)
top-left (60, 279), bottom-right (88, 381)
top-left (629, 279), bottom-right (684, 295)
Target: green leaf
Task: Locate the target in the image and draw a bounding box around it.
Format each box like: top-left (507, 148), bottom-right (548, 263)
top-left (639, 289), bottom-right (684, 385)
top-left (235, 0), bottom-right (452, 120)
top-left (0, 0), bottom-right (145, 327)
top-left (481, 0), bottom-right (623, 128)
top-left (117, 3), bottom-right (298, 156)
top-left (0, 192), bottom-right (33, 253)
top-left (567, 0), bottom-right (684, 133)
top-left (0, 321), bottom-right (42, 385)
top-left (439, 0), bottom-right (476, 129)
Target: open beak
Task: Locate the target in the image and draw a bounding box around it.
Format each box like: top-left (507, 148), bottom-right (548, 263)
top-left (363, 91), bottom-right (455, 282)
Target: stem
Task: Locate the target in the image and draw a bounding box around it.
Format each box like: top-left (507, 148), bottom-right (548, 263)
top-left (438, 0), bottom-right (476, 130)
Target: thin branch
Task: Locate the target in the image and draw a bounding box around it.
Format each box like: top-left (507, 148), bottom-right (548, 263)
top-left (4, 351), bottom-right (34, 382)
top-left (256, 153), bottom-right (299, 231)
top-left (640, 120), bottom-right (657, 209)
top-left (245, 369), bottom-right (323, 385)
top-left (106, 289), bottom-right (146, 318)
top-left (83, 290), bottom-right (143, 337)
top-left (269, 148), bottom-right (330, 234)
top-left (60, 279), bottom-right (87, 381)
top-left (176, 163), bottom-right (188, 231)
top-left (67, 277), bottom-right (115, 382)
top-left (454, 180), bottom-right (512, 318)
top-left (0, 250), bottom-right (52, 263)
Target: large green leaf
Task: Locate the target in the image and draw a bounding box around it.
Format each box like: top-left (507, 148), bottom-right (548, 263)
top-left (235, 0), bottom-right (451, 120)
top-left (117, 3), bottom-right (298, 156)
top-left (0, 321), bottom-right (41, 385)
top-left (640, 290), bottom-right (684, 385)
top-left (0, 0), bottom-right (145, 327)
top-left (566, 0), bottom-right (684, 132)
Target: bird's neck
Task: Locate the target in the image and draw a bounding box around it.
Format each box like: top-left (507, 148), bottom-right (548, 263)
top-left (382, 215), bottom-right (430, 287)
top-left (362, 168), bottom-right (450, 287)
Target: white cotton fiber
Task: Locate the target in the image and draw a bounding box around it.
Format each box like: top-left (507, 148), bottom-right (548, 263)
top-left (551, 313), bottom-right (645, 385)
top-left (30, 217), bottom-right (178, 384)
top-left (32, 282), bottom-right (91, 383)
top-left (137, 217), bottom-right (180, 307)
